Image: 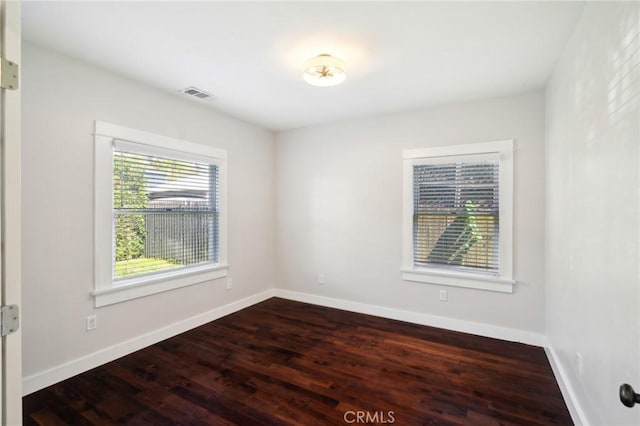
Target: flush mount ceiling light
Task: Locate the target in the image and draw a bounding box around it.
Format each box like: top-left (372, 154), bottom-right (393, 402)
top-left (303, 54), bottom-right (346, 87)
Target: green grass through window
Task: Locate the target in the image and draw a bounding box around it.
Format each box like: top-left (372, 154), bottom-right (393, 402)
top-left (115, 257), bottom-right (183, 279)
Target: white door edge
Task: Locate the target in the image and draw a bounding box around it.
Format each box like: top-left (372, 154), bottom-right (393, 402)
top-left (1, 1), bottom-right (21, 424)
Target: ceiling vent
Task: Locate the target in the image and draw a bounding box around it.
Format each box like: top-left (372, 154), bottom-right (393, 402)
top-left (181, 86), bottom-right (215, 101)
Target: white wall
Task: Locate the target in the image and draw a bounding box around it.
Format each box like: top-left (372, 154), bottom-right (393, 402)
top-left (276, 91), bottom-right (546, 335)
top-left (546, 3), bottom-right (639, 425)
top-left (21, 43), bottom-right (276, 382)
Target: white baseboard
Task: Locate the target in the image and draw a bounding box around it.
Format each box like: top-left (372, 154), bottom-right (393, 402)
top-left (545, 345), bottom-right (588, 426)
top-left (22, 287), bottom-right (553, 399)
top-left (273, 289), bottom-right (546, 346)
top-left (22, 289), bottom-right (275, 396)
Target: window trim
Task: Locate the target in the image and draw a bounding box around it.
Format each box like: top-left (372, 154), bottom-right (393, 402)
top-left (402, 140), bottom-right (514, 293)
top-left (93, 121), bottom-right (228, 307)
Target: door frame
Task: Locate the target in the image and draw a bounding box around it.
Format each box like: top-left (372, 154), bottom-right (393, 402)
top-left (1, 0), bottom-right (21, 424)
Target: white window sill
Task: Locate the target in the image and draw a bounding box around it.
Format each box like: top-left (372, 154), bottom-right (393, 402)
top-left (401, 267), bottom-right (514, 293)
top-left (92, 264), bottom-right (229, 307)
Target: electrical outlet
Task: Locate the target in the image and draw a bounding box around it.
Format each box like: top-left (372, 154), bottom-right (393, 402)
top-left (318, 273), bottom-right (325, 285)
top-left (226, 278), bottom-right (233, 290)
top-left (86, 315), bottom-right (97, 331)
top-left (439, 289), bottom-right (448, 302)
top-left (576, 352), bottom-right (584, 377)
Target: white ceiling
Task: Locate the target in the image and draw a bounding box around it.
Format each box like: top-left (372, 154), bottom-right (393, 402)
top-left (23, 1), bottom-right (584, 131)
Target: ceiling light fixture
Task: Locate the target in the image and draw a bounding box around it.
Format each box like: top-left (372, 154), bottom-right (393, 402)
top-left (303, 54), bottom-right (346, 87)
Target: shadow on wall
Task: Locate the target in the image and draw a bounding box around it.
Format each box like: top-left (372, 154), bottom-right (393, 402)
top-left (607, 8), bottom-right (639, 128)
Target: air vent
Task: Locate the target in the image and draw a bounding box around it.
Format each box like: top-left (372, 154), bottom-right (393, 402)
top-left (181, 86), bottom-right (215, 101)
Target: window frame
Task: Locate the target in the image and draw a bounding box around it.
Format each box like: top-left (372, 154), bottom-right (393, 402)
top-left (93, 121), bottom-right (228, 307)
top-left (402, 140), bottom-right (514, 293)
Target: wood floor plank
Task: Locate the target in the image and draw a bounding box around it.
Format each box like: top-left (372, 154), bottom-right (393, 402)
top-left (23, 298), bottom-right (572, 425)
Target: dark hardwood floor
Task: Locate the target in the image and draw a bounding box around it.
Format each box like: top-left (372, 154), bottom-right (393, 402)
top-left (23, 298), bottom-right (572, 425)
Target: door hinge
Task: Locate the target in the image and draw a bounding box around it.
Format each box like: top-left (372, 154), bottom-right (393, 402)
top-left (0, 57), bottom-right (18, 90)
top-left (0, 305), bottom-right (19, 336)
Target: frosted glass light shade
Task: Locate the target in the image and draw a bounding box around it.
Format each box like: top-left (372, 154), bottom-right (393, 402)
top-left (303, 54), bottom-right (346, 87)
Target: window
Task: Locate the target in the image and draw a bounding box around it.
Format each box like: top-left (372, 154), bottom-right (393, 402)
top-left (402, 140), bottom-right (514, 292)
top-left (93, 121), bottom-right (228, 307)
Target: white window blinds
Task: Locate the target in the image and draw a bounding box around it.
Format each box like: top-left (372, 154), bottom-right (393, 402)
top-left (113, 142), bottom-right (219, 280)
top-left (413, 159), bottom-right (499, 275)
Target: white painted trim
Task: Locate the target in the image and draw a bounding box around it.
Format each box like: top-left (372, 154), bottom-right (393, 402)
top-left (401, 269), bottom-right (514, 293)
top-left (217, 156), bottom-right (228, 267)
top-left (22, 289), bottom-right (275, 396)
top-left (95, 121), bottom-right (227, 160)
top-left (22, 287), bottom-right (555, 404)
top-left (2, 1), bottom-right (22, 423)
top-left (401, 139), bottom-right (515, 291)
top-left (93, 132), bottom-right (113, 298)
top-left (498, 141), bottom-right (514, 280)
top-left (273, 289), bottom-right (545, 346)
top-left (401, 155), bottom-right (414, 270)
top-left (403, 139), bottom-right (513, 160)
top-left (92, 120), bottom-right (229, 307)
top-left (93, 264), bottom-right (229, 307)
top-left (545, 345), bottom-right (589, 426)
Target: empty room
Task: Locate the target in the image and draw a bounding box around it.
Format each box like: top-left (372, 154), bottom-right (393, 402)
top-left (0, 0), bottom-right (637, 425)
